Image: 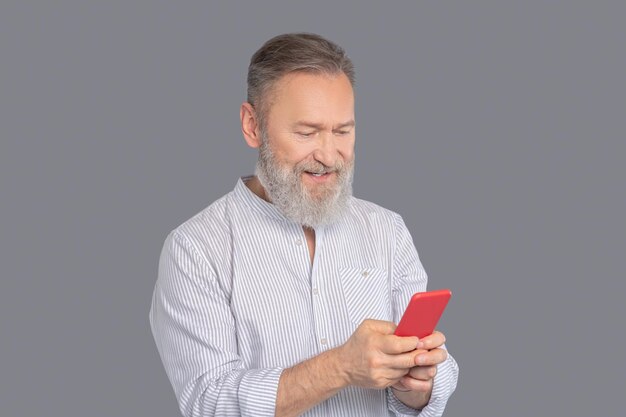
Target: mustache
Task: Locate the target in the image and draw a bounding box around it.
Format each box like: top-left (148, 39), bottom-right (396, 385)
top-left (295, 160), bottom-right (347, 175)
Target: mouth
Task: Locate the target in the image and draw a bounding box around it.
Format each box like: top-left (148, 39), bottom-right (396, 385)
top-left (304, 171), bottom-right (335, 183)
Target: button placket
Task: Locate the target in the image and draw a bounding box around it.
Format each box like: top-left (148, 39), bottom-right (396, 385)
top-left (308, 227), bottom-right (331, 351)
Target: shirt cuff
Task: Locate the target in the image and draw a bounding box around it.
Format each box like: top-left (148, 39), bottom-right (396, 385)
top-left (417, 354), bottom-right (459, 417)
top-left (387, 387), bottom-right (422, 416)
top-left (238, 368), bottom-right (284, 417)
top-left (387, 353), bottom-right (459, 417)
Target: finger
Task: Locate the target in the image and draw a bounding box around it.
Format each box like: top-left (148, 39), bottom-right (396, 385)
top-left (391, 380), bottom-right (411, 392)
top-left (399, 375), bottom-right (433, 393)
top-left (386, 367), bottom-right (413, 382)
top-left (361, 319), bottom-right (397, 335)
top-left (387, 349), bottom-right (428, 369)
top-left (415, 347), bottom-right (448, 366)
top-left (408, 365), bottom-right (437, 381)
top-left (416, 330), bottom-right (446, 350)
top-left (380, 334), bottom-right (419, 355)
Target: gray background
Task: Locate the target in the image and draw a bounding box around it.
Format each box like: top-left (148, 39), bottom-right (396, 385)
top-left (1, 1), bottom-right (624, 416)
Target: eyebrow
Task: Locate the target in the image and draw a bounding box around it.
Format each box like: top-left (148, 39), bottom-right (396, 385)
top-left (292, 120), bottom-right (355, 130)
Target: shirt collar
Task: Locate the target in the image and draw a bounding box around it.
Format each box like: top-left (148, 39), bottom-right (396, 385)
top-left (233, 175), bottom-right (293, 224)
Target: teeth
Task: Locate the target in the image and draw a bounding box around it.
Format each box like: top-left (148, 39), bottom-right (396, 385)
top-left (306, 171), bottom-right (331, 177)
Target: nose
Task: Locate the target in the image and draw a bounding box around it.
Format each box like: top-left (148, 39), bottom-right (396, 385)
top-left (312, 134), bottom-right (339, 168)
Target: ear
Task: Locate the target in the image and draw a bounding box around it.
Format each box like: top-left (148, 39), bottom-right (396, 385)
top-left (240, 102), bottom-right (262, 149)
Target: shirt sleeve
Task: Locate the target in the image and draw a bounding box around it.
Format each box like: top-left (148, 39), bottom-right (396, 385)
top-left (387, 214), bottom-right (459, 417)
top-left (149, 231), bottom-right (283, 417)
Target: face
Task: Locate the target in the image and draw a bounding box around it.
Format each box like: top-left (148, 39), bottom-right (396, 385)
top-left (254, 71), bottom-right (356, 228)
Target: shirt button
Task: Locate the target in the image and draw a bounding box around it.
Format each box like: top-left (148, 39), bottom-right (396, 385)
top-left (312, 288), bottom-right (319, 295)
top-left (295, 239), bottom-right (303, 246)
top-left (362, 270), bottom-right (369, 277)
top-left (320, 338), bottom-right (327, 345)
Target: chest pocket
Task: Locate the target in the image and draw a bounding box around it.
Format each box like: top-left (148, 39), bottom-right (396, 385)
top-left (339, 266), bottom-right (392, 326)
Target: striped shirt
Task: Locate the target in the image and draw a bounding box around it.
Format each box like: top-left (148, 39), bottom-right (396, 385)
top-left (149, 176), bottom-right (458, 417)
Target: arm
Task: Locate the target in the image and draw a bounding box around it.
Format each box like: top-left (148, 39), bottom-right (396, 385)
top-left (276, 319), bottom-right (421, 417)
top-left (275, 346), bottom-right (346, 417)
top-left (149, 230), bottom-right (429, 417)
top-left (149, 231), bottom-right (282, 417)
top-left (388, 214), bottom-right (459, 416)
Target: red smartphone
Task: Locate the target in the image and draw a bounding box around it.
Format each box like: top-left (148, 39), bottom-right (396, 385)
top-left (394, 289), bottom-right (452, 338)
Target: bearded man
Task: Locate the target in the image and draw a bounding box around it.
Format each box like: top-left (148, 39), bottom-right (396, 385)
top-left (149, 32), bottom-right (459, 417)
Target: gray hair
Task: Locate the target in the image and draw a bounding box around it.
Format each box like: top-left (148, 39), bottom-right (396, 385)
top-left (247, 32), bottom-right (355, 131)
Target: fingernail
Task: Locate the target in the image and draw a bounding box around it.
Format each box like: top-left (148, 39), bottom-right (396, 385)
top-left (416, 355), bottom-right (425, 365)
top-left (416, 341), bottom-right (425, 349)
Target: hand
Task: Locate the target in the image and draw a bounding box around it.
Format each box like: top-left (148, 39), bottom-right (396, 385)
top-left (391, 330), bottom-right (448, 394)
top-left (336, 319), bottom-right (420, 390)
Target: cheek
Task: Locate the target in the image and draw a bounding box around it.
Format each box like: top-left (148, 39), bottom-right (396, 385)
top-left (273, 142), bottom-right (312, 167)
top-left (338, 140), bottom-right (355, 161)
top-left (290, 151), bottom-right (317, 168)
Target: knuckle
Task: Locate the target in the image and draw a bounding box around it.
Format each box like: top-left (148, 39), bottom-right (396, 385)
top-left (404, 378), bottom-right (419, 391)
top-left (368, 356), bottom-right (381, 369)
top-left (358, 320), bottom-right (372, 332)
top-left (376, 380), bottom-right (389, 389)
top-left (378, 377), bottom-right (390, 389)
top-left (413, 368), bottom-right (430, 381)
top-left (413, 379), bottom-right (432, 392)
top-left (370, 372), bottom-right (387, 389)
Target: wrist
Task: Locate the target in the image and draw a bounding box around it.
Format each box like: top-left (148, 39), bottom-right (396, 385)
top-left (329, 345), bottom-right (351, 388)
top-left (391, 384), bottom-right (431, 410)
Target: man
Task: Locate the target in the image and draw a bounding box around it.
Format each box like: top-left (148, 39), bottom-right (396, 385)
top-left (150, 33), bottom-right (458, 417)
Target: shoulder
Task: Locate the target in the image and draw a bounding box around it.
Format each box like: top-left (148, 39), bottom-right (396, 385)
top-left (163, 191), bottom-right (237, 266)
top-left (173, 193), bottom-right (231, 236)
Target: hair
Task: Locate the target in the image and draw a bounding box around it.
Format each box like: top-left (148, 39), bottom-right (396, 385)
top-left (247, 32), bottom-right (355, 132)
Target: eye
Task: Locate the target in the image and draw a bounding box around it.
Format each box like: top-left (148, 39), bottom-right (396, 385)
top-left (297, 132), bottom-right (315, 138)
top-left (335, 130), bottom-right (351, 136)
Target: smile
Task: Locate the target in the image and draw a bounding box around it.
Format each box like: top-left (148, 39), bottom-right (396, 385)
top-left (304, 171), bottom-right (334, 182)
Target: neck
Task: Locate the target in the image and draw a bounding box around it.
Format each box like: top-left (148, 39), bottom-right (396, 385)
top-left (244, 176), bottom-right (271, 203)
top-left (245, 176), bottom-right (317, 232)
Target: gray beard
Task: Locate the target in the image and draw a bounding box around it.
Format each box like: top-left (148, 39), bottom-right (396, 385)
top-left (254, 136), bottom-right (354, 229)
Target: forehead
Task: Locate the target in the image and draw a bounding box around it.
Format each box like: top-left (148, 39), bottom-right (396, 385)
top-left (266, 71), bottom-right (355, 125)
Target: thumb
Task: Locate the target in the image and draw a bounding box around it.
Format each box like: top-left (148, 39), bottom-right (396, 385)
top-left (362, 319), bottom-right (397, 335)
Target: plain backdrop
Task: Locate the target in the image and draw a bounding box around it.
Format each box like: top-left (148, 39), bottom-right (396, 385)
top-left (1, 1), bottom-right (625, 416)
